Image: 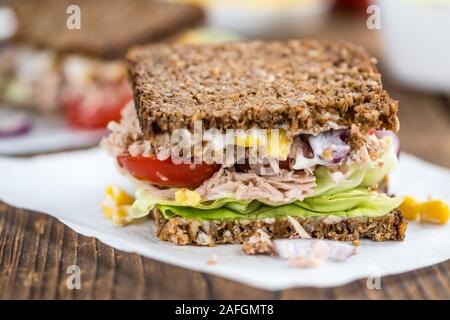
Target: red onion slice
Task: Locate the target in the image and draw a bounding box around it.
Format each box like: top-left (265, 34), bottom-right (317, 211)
top-left (273, 239), bottom-right (357, 261)
top-left (308, 129), bottom-right (351, 164)
top-left (0, 111), bottom-right (32, 138)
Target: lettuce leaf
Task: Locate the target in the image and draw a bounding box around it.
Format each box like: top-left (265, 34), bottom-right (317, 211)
top-left (156, 189), bottom-right (403, 221)
top-left (130, 194), bottom-right (252, 218)
top-left (131, 187), bottom-right (402, 220)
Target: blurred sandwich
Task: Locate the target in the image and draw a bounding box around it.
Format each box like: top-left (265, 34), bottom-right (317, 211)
top-left (0, 0), bottom-right (204, 128)
top-left (102, 40), bottom-right (407, 245)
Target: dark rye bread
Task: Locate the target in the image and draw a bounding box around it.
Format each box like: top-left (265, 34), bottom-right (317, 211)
top-left (153, 209), bottom-right (407, 246)
top-left (11, 0), bottom-right (204, 59)
top-left (127, 40), bottom-right (399, 137)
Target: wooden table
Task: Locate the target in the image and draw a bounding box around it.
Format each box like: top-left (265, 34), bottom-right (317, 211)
top-left (0, 11), bottom-right (449, 300)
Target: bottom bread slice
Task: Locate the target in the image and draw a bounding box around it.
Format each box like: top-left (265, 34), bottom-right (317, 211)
top-left (153, 209), bottom-right (407, 246)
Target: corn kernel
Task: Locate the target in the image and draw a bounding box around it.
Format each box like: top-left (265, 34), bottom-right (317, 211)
top-left (419, 200), bottom-right (450, 225)
top-left (106, 185), bottom-right (134, 206)
top-left (175, 188), bottom-right (201, 207)
top-left (400, 196), bottom-right (420, 221)
top-left (115, 206), bottom-right (128, 218)
top-left (233, 129), bottom-right (291, 160)
top-left (102, 206), bottom-right (113, 219)
top-left (102, 185), bottom-right (135, 226)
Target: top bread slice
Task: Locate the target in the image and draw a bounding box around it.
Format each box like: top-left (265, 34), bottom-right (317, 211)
top-left (10, 0), bottom-right (204, 59)
top-left (127, 40), bottom-right (399, 137)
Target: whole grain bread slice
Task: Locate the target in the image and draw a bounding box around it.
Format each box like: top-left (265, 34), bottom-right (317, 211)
top-left (11, 0), bottom-right (204, 59)
top-left (153, 208), bottom-right (407, 246)
top-left (127, 40), bottom-right (399, 136)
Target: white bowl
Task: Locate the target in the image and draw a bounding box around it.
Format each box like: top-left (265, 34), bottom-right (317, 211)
top-left (206, 0), bottom-right (334, 39)
top-left (376, 0), bottom-right (450, 92)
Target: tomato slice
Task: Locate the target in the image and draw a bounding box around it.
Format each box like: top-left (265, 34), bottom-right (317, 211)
top-left (64, 81), bottom-right (132, 129)
top-left (117, 155), bottom-right (221, 188)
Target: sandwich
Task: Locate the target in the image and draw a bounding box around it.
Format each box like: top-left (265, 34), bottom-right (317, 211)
top-left (102, 40), bottom-right (407, 246)
top-left (0, 0), bottom-right (204, 128)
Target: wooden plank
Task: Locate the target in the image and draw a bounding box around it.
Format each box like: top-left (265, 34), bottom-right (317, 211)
top-left (92, 240), bottom-right (116, 300)
top-left (0, 206), bottom-right (27, 299)
top-left (141, 256), bottom-right (209, 299)
top-left (204, 276), bottom-right (277, 300)
top-left (40, 217), bottom-right (65, 299)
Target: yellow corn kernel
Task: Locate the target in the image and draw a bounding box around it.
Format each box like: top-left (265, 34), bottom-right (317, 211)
top-left (234, 129), bottom-right (291, 160)
top-left (102, 206), bottom-right (133, 226)
top-left (399, 196), bottom-right (420, 221)
top-left (106, 185), bottom-right (134, 206)
top-left (266, 129), bottom-right (291, 160)
top-left (102, 185), bottom-right (135, 226)
top-left (116, 206), bottom-right (131, 218)
top-left (419, 200), bottom-right (450, 225)
top-left (234, 130), bottom-right (259, 148)
top-left (175, 188), bottom-right (201, 207)
top-left (102, 206), bottom-right (114, 219)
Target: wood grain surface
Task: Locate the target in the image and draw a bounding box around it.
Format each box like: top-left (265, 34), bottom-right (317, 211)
top-left (0, 11), bottom-right (449, 300)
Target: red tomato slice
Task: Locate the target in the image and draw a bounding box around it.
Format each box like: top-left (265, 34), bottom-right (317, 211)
top-left (65, 82), bottom-right (132, 129)
top-left (117, 155), bottom-right (221, 188)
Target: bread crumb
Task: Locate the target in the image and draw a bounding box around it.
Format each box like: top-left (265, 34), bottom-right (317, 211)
top-left (242, 229), bottom-right (276, 256)
top-left (207, 253), bottom-right (218, 265)
top-left (352, 239), bottom-right (361, 247)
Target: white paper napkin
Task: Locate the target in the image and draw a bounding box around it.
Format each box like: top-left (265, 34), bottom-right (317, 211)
top-left (0, 148), bottom-right (449, 290)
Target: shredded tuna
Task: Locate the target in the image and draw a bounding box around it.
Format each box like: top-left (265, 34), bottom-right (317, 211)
top-left (133, 166), bottom-right (316, 204)
top-left (101, 102), bottom-right (158, 157)
top-left (196, 167), bottom-right (316, 204)
top-left (348, 134), bottom-right (387, 166)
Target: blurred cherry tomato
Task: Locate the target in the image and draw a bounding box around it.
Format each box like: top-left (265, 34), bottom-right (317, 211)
top-left (65, 81), bottom-right (132, 129)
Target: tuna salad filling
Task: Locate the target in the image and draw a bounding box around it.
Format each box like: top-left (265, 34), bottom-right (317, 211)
top-left (102, 103), bottom-right (403, 221)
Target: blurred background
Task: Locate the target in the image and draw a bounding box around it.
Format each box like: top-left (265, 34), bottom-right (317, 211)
top-left (0, 0), bottom-right (449, 165)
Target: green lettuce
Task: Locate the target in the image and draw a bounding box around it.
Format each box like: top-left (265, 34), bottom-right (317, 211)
top-left (155, 189), bottom-right (403, 221)
top-left (130, 191), bottom-right (253, 218)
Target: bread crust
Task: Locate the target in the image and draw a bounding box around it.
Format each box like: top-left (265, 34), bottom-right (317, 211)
top-left (127, 40), bottom-right (399, 136)
top-left (153, 208), bottom-right (407, 246)
top-left (11, 0), bottom-right (205, 59)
